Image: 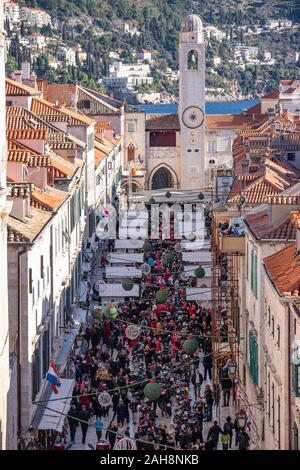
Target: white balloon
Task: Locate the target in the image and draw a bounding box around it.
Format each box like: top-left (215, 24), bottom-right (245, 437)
top-left (114, 437), bottom-right (137, 450)
top-left (125, 324), bottom-right (141, 340)
top-left (98, 392), bottom-right (112, 407)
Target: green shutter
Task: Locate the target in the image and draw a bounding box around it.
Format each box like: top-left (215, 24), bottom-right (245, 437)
top-left (292, 365), bottom-right (300, 397)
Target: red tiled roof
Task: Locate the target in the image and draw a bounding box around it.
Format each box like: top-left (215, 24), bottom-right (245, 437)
top-left (7, 129), bottom-right (48, 140)
top-left (31, 187), bottom-right (67, 211)
top-left (6, 78), bottom-right (41, 97)
top-left (146, 114), bottom-right (180, 131)
top-left (262, 89), bottom-right (279, 99)
top-left (245, 208), bottom-right (296, 240)
top-left (205, 114), bottom-right (264, 129)
top-left (264, 243), bottom-right (300, 296)
top-left (31, 97), bottom-right (96, 126)
top-left (227, 167), bottom-right (293, 204)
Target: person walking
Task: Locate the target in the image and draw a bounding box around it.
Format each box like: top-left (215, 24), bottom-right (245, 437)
top-left (67, 404), bottom-right (79, 444)
top-left (106, 421), bottom-right (118, 449)
top-left (224, 416), bottom-right (234, 448)
top-left (192, 368), bottom-right (203, 400)
top-left (94, 416), bottom-right (104, 441)
top-left (221, 431), bottom-right (230, 450)
top-left (207, 421), bottom-right (223, 451)
top-left (221, 372), bottom-right (232, 407)
top-left (237, 430), bottom-right (250, 450)
top-left (204, 384), bottom-right (214, 422)
top-left (78, 405), bottom-right (90, 445)
top-left (203, 354), bottom-right (212, 381)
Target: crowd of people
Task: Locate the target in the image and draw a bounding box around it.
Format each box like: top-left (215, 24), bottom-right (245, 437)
top-left (62, 214), bottom-right (250, 451)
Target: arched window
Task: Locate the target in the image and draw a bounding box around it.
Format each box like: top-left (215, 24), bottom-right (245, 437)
top-left (127, 143), bottom-right (135, 162)
top-left (188, 50), bottom-right (199, 70)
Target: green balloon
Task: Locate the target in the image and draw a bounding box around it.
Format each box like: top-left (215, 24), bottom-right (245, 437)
top-left (198, 192), bottom-right (204, 200)
top-left (143, 242), bottom-right (152, 253)
top-left (105, 306), bottom-right (118, 319)
top-left (195, 267), bottom-right (205, 279)
top-left (144, 382), bottom-right (161, 401)
top-left (183, 339), bottom-right (198, 355)
top-left (165, 191), bottom-right (172, 199)
top-left (163, 253), bottom-right (174, 265)
top-left (122, 279), bottom-right (134, 291)
top-left (155, 289), bottom-right (169, 304)
top-left (149, 197), bottom-right (156, 204)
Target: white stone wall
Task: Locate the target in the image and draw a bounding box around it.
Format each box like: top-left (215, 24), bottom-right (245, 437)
top-left (263, 274), bottom-right (289, 449)
top-left (124, 112), bottom-right (146, 169)
top-left (0, 1), bottom-right (10, 449)
top-left (243, 232), bottom-right (291, 448)
top-left (179, 24), bottom-right (206, 190)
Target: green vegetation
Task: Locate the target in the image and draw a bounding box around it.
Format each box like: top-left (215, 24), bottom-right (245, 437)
top-left (7, 1), bottom-right (300, 97)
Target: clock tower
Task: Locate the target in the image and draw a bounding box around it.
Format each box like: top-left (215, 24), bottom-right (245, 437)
top-left (179, 14), bottom-right (206, 190)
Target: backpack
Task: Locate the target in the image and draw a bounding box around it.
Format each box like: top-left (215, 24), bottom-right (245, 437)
top-left (224, 421), bottom-right (233, 433)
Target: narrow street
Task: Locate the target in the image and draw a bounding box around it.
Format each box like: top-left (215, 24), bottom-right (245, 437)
top-left (65, 206), bottom-right (239, 451)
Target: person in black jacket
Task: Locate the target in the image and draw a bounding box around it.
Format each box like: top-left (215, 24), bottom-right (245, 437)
top-left (207, 421), bottom-right (224, 450)
top-left (106, 421), bottom-right (118, 449)
top-left (203, 354), bottom-right (212, 381)
top-left (67, 404), bottom-right (79, 443)
top-left (78, 405), bottom-right (90, 444)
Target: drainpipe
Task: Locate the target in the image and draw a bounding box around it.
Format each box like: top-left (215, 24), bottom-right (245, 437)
top-left (288, 303), bottom-right (292, 450)
top-left (17, 245), bottom-right (31, 435)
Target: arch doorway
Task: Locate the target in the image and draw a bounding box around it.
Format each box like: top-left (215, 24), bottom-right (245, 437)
top-left (151, 167), bottom-right (174, 190)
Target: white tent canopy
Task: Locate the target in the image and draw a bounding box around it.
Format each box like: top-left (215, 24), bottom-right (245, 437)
top-left (108, 253), bottom-right (144, 264)
top-left (97, 283), bottom-right (140, 297)
top-left (105, 266), bottom-right (142, 279)
top-left (36, 379), bottom-right (75, 432)
top-left (182, 251), bottom-right (211, 263)
top-left (186, 287), bottom-right (212, 301)
top-left (114, 239), bottom-right (144, 250)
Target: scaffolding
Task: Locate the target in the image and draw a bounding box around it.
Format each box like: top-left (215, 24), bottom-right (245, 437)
top-left (211, 204), bottom-right (245, 416)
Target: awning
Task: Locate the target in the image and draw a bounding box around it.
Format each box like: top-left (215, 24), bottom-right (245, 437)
top-left (105, 266), bottom-right (142, 279)
top-left (108, 253), bottom-right (144, 264)
top-left (36, 379), bottom-right (75, 432)
top-left (185, 287), bottom-right (212, 301)
top-left (115, 239), bottom-right (144, 250)
top-left (97, 283), bottom-right (140, 297)
top-left (182, 251), bottom-right (211, 263)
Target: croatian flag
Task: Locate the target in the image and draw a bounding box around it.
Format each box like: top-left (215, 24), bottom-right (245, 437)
top-left (46, 362), bottom-right (61, 394)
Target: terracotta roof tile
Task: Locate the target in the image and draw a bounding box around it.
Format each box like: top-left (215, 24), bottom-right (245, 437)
top-left (6, 78), bottom-right (41, 97)
top-left (245, 208), bottom-right (296, 240)
top-left (7, 129), bottom-right (48, 140)
top-left (31, 97), bottom-right (96, 126)
top-left (7, 207), bottom-right (52, 242)
top-left (205, 114), bottom-right (264, 129)
top-left (146, 114), bottom-right (180, 131)
top-left (262, 89), bottom-right (279, 99)
top-left (227, 167), bottom-right (293, 204)
top-left (264, 243), bottom-right (300, 296)
top-left (31, 186), bottom-right (68, 211)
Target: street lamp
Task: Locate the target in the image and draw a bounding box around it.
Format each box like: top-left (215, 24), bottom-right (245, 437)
top-left (237, 409), bottom-right (247, 430)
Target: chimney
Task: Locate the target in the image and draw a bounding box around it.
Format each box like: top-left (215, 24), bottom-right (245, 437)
top-left (241, 159), bottom-right (250, 175)
top-left (22, 62), bottom-right (31, 80)
top-left (12, 70), bottom-right (22, 83)
top-left (290, 211), bottom-right (300, 254)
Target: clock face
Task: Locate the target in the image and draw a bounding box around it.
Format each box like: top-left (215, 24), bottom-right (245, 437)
top-left (182, 106), bottom-right (204, 129)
